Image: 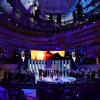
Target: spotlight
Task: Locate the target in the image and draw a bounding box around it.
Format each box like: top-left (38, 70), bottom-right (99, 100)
top-left (8, 19), bottom-right (11, 21)
top-left (96, 11), bottom-right (99, 14)
top-left (86, 19), bottom-right (88, 21)
top-left (93, 22), bottom-right (95, 24)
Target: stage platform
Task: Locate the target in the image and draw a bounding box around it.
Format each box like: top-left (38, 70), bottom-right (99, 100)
top-left (38, 76), bottom-right (76, 84)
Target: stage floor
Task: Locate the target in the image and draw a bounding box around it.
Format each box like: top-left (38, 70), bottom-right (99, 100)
top-left (38, 76), bottom-right (76, 84)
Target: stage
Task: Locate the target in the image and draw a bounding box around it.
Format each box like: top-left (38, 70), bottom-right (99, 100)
top-left (38, 76), bottom-right (76, 84)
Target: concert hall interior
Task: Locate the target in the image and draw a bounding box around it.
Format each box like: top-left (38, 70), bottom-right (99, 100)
top-left (0, 0), bottom-right (100, 100)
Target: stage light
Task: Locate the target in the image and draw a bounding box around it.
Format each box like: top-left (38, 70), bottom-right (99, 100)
top-left (86, 19), bottom-right (88, 21)
top-left (77, 94), bottom-right (79, 97)
top-left (8, 19), bottom-right (10, 21)
top-left (93, 22), bottom-right (95, 24)
top-left (96, 11), bottom-right (99, 14)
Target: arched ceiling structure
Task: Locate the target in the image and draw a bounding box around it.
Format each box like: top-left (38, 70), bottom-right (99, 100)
top-left (0, 0), bottom-right (100, 26)
top-left (0, 0), bottom-right (99, 34)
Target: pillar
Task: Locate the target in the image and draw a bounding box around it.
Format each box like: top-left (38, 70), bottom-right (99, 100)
top-left (65, 60), bottom-right (67, 77)
top-left (62, 60), bottom-right (64, 77)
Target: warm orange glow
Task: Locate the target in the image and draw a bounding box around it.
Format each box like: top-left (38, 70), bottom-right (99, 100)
top-left (38, 51), bottom-right (45, 60)
top-left (31, 50), bottom-right (65, 60)
top-left (50, 51), bottom-right (65, 57)
top-left (44, 51), bottom-right (53, 60)
top-left (31, 50), bottom-right (45, 60)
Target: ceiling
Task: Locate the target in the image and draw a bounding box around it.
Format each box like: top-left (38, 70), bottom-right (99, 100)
top-left (0, 0), bottom-right (99, 34)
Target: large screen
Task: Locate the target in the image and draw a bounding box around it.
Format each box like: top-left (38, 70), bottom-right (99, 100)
top-left (31, 50), bottom-right (65, 60)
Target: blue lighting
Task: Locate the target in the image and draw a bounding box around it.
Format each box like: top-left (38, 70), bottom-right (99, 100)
top-left (0, 0), bottom-right (13, 13)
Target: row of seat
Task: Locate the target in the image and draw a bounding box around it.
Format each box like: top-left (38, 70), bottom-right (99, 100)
top-left (37, 81), bottom-right (100, 100)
